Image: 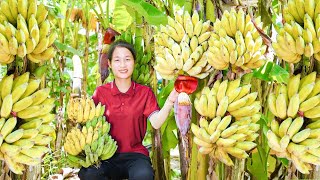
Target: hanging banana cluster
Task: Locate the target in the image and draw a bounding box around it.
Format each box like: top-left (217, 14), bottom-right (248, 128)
top-left (64, 117), bottom-right (117, 168)
top-left (192, 79), bottom-right (261, 166)
top-left (0, 72), bottom-right (55, 120)
top-left (154, 11), bottom-right (213, 80)
top-left (0, 72), bottom-right (55, 174)
top-left (267, 72), bottom-right (320, 120)
top-left (267, 116), bottom-right (320, 174)
top-left (0, 0), bottom-right (57, 64)
top-left (208, 9), bottom-right (266, 71)
top-left (267, 72), bottom-right (320, 174)
top-left (116, 31), bottom-right (153, 85)
top-left (132, 53), bottom-right (153, 85)
top-left (191, 115), bottom-right (260, 166)
top-left (67, 96), bottom-right (105, 124)
top-left (194, 79), bottom-right (261, 119)
top-left (273, 0), bottom-right (320, 62)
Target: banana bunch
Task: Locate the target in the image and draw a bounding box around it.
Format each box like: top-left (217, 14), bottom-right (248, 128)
top-left (154, 11), bottom-right (213, 80)
top-left (0, 72), bottom-right (55, 119)
top-left (191, 115), bottom-right (260, 166)
top-left (0, 115), bottom-right (53, 174)
top-left (132, 54), bottom-right (153, 85)
top-left (0, 72), bottom-right (55, 174)
top-left (67, 96), bottom-right (105, 124)
top-left (273, 0), bottom-right (320, 63)
top-left (194, 79), bottom-right (261, 120)
top-left (0, 0), bottom-right (56, 64)
top-left (267, 116), bottom-right (320, 174)
top-left (64, 117), bottom-right (117, 168)
top-left (267, 72), bottom-right (320, 120)
top-left (208, 9), bottom-right (266, 71)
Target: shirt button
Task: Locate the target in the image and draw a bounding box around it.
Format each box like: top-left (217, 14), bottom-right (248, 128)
top-left (122, 103), bottom-right (124, 105)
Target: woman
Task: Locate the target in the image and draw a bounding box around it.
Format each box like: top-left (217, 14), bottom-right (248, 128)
top-left (78, 40), bottom-right (179, 180)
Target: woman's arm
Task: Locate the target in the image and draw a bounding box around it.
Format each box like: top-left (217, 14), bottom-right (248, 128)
top-left (149, 89), bottom-right (179, 129)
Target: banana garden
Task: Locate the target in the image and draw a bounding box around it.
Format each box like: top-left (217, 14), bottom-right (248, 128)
top-left (0, 0), bottom-right (319, 179)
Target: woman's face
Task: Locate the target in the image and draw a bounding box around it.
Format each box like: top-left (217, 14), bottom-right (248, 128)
top-left (109, 46), bottom-right (135, 80)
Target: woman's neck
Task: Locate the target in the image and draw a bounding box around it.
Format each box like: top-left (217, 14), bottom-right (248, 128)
top-left (114, 78), bottom-right (132, 93)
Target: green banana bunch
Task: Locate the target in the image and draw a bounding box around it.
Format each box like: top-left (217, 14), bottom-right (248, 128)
top-left (154, 10), bottom-right (213, 80)
top-left (67, 96), bottom-right (105, 124)
top-left (64, 118), bottom-right (117, 168)
top-left (0, 0), bottom-right (56, 64)
top-left (207, 9), bottom-right (266, 72)
top-left (194, 78), bottom-right (261, 120)
top-left (274, 0), bottom-right (320, 63)
top-left (268, 72), bottom-right (320, 120)
top-left (191, 115), bottom-right (259, 166)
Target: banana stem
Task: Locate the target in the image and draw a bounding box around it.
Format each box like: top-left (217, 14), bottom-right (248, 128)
top-left (188, 137), bottom-right (199, 180)
top-left (82, 2), bottom-right (90, 96)
top-left (218, 161), bottom-right (225, 180)
top-left (184, 0), bottom-right (193, 13)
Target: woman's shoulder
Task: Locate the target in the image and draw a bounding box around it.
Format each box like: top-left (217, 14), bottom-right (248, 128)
top-left (96, 82), bottom-right (112, 91)
top-left (134, 82), bottom-right (153, 92)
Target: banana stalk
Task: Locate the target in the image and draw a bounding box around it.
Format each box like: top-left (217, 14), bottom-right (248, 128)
top-left (197, 152), bottom-right (209, 180)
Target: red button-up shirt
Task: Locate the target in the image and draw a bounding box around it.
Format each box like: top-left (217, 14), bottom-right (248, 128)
top-left (92, 81), bottom-right (160, 156)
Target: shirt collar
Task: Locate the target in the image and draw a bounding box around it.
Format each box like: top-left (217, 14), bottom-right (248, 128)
top-left (111, 80), bottom-right (136, 96)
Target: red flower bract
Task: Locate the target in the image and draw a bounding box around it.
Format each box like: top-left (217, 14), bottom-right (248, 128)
top-left (174, 75), bottom-right (198, 94)
top-left (103, 27), bottom-right (120, 44)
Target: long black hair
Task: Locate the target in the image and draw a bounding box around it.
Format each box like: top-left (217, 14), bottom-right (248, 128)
top-left (107, 40), bottom-right (136, 61)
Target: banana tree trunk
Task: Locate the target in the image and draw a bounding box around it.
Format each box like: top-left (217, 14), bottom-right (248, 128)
top-left (151, 71), bottom-right (166, 180)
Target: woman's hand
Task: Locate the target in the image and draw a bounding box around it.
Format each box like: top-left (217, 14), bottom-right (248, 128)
top-left (168, 89), bottom-right (179, 105)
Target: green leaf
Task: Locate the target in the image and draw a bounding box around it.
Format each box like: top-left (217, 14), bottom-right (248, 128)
top-left (118, 0), bottom-right (167, 26)
top-left (253, 61), bottom-right (289, 84)
top-left (162, 115), bottom-right (178, 152)
top-left (54, 41), bottom-right (82, 56)
top-left (279, 158), bottom-right (289, 167)
top-left (173, 0), bottom-right (185, 7)
top-left (112, 3), bottom-right (134, 31)
top-left (157, 82), bottom-right (174, 108)
top-left (253, 61), bottom-right (273, 81)
top-left (269, 63), bottom-right (289, 84)
top-left (247, 147), bottom-right (268, 180)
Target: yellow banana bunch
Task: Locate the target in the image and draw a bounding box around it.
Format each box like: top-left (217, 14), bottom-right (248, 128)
top-left (194, 79), bottom-right (261, 120)
top-left (67, 96), bottom-right (105, 124)
top-left (154, 10), bottom-right (213, 79)
top-left (0, 1), bottom-right (56, 64)
top-left (275, 0), bottom-right (320, 63)
top-left (268, 72), bottom-right (320, 120)
top-left (267, 114), bottom-right (320, 174)
top-left (0, 73), bottom-right (54, 122)
top-left (208, 9), bottom-right (266, 72)
top-left (191, 114), bottom-right (259, 166)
